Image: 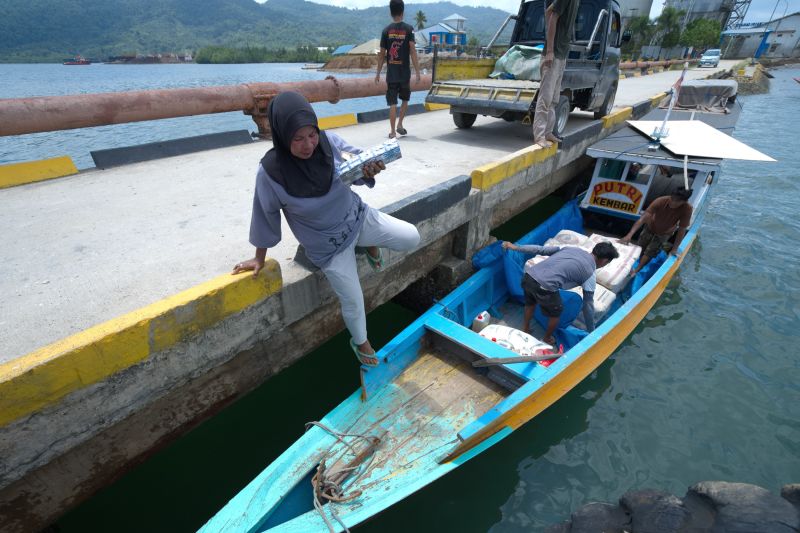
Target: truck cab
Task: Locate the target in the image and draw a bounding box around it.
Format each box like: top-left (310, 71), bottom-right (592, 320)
top-left (426, 0), bottom-right (625, 135)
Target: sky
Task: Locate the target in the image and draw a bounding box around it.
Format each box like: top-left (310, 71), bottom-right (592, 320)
top-left (257, 0), bottom-right (800, 23)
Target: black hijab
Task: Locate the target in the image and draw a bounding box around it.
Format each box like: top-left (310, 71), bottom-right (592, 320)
top-left (260, 92), bottom-right (334, 198)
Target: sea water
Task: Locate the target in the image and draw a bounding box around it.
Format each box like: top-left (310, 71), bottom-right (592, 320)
top-left (0, 63), bottom-right (426, 170)
top-left (5, 64), bottom-right (796, 531)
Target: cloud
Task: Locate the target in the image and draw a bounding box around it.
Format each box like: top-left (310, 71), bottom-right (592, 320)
top-left (257, 0), bottom-right (520, 13)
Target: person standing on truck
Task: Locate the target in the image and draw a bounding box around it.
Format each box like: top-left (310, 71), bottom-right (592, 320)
top-left (376, 0), bottom-right (421, 139)
top-left (532, 0), bottom-right (580, 149)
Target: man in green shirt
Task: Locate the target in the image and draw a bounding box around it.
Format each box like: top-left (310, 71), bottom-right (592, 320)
top-left (532, 0), bottom-right (580, 148)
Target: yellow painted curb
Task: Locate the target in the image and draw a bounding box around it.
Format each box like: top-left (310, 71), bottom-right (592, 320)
top-left (471, 144), bottom-right (556, 190)
top-left (0, 156), bottom-right (79, 189)
top-left (650, 92), bottom-right (667, 107)
top-left (602, 107), bottom-right (632, 129)
top-left (0, 261), bottom-right (282, 428)
top-left (318, 113), bottom-right (358, 130)
top-left (425, 102), bottom-right (450, 111)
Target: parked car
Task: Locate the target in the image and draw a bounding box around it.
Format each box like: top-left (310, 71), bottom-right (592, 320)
top-left (699, 48), bottom-right (721, 67)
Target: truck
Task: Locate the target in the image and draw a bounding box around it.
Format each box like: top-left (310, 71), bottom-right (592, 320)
top-left (425, 0), bottom-right (628, 136)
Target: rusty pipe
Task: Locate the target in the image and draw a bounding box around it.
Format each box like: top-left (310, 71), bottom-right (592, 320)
top-left (0, 75), bottom-right (433, 137)
top-left (619, 59), bottom-right (696, 69)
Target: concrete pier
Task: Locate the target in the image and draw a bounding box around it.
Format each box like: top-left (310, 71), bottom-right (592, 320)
top-left (0, 61), bottom-right (737, 532)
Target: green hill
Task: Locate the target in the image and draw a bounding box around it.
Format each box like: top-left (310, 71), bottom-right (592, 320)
top-left (0, 0), bottom-right (514, 62)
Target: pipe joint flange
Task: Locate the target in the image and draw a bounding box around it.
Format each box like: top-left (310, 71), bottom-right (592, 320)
top-left (246, 91), bottom-right (278, 137)
top-left (325, 75), bottom-right (341, 104)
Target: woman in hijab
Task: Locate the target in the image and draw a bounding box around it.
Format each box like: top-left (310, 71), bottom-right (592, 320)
top-left (232, 92), bottom-right (420, 367)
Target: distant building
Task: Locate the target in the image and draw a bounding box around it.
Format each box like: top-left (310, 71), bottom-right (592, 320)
top-left (720, 12), bottom-right (800, 58)
top-left (333, 45), bottom-right (356, 55)
top-left (415, 14), bottom-right (468, 50)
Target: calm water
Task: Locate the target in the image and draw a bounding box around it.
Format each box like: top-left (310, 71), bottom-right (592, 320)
top-left (0, 63), bottom-right (426, 169)
top-left (5, 64), bottom-right (797, 531)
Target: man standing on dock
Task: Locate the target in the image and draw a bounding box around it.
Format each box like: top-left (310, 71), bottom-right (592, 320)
top-left (532, 0), bottom-right (580, 149)
top-left (376, 0), bottom-right (421, 139)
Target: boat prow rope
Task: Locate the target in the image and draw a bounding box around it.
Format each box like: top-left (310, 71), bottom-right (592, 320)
top-left (305, 421), bottom-right (383, 532)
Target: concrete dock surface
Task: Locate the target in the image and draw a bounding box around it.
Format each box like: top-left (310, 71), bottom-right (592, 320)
top-left (0, 61), bottom-right (735, 362)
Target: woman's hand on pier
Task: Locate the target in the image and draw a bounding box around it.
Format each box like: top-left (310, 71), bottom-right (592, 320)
top-left (232, 257), bottom-right (265, 278)
top-left (362, 160), bottom-right (386, 180)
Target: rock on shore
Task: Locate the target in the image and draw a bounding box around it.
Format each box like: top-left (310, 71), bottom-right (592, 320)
top-left (546, 481), bottom-right (800, 533)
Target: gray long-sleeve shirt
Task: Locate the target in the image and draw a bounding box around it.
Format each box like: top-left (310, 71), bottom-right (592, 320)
top-left (249, 132), bottom-right (373, 268)
top-left (516, 244), bottom-right (597, 331)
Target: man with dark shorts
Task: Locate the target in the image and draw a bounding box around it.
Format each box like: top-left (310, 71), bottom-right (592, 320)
top-left (502, 241), bottom-right (619, 344)
top-left (620, 186), bottom-right (693, 275)
top-left (376, 0), bottom-right (421, 139)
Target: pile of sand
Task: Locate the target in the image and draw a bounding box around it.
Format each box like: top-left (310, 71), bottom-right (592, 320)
top-left (322, 54), bottom-right (433, 73)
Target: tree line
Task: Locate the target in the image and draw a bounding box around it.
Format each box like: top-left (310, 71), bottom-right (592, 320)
top-left (623, 8), bottom-right (722, 58)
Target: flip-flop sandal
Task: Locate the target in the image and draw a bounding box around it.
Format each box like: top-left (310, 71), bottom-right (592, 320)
top-left (350, 339), bottom-right (379, 367)
top-left (366, 248), bottom-right (384, 272)
top-left (397, 127), bottom-right (407, 135)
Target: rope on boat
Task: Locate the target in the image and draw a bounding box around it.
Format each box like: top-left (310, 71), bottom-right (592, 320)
top-left (305, 421), bottom-right (382, 533)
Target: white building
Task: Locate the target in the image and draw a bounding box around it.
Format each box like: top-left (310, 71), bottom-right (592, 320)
top-left (414, 14), bottom-right (468, 49)
top-left (720, 12), bottom-right (800, 59)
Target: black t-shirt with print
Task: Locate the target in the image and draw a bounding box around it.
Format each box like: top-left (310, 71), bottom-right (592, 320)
top-left (380, 22), bottom-right (415, 84)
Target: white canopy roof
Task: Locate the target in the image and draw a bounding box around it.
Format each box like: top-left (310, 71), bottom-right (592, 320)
top-left (628, 120), bottom-right (776, 162)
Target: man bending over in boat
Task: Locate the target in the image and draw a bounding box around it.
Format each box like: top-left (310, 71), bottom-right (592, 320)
top-left (501, 241), bottom-right (619, 344)
top-left (620, 186), bottom-right (693, 276)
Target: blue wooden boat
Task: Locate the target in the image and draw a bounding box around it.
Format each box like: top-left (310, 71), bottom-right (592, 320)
top-left (202, 80), bottom-right (773, 532)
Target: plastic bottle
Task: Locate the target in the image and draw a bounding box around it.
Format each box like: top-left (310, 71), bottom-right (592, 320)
top-left (471, 310), bottom-right (491, 332)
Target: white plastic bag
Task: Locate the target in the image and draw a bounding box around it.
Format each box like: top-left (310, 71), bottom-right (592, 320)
top-left (479, 324), bottom-right (552, 356)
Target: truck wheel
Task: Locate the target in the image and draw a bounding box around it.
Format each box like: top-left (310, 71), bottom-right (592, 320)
top-left (453, 112), bottom-right (477, 129)
top-left (594, 82), bottom-right (618, 119)
top-left (554, 95), bottom-right (570, 137)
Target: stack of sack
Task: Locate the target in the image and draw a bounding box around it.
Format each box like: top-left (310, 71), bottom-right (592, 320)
top-left (523, 230), bottom-right (643, 330)
top-left (544, 229), bottom-right (588, 249)
top-left (568, 285), bottom-right (617, 330)
top-left (586, 234), bottom-right (642, 293)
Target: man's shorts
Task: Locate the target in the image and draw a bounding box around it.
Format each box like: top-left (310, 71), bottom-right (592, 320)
top-left (638, 226), bottom-right (673, 257)
top-left (386, 82), bottom-right (411, 106)
top-left (522, 274), bottom-right (563, 318)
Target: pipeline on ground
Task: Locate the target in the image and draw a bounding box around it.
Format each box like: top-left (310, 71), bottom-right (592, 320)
top-left (0, 75), bottom-right (433, 138)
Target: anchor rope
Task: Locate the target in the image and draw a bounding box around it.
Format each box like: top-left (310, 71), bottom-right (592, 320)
top-left (305, 421), bottom-right (382, 533)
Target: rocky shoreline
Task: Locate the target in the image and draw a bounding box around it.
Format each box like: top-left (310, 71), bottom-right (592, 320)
top-left (546, 481), bottom-right (800, 532)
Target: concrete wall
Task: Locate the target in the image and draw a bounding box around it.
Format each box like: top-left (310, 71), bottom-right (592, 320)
top-left (0, 99), bottom-right (663, 532)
